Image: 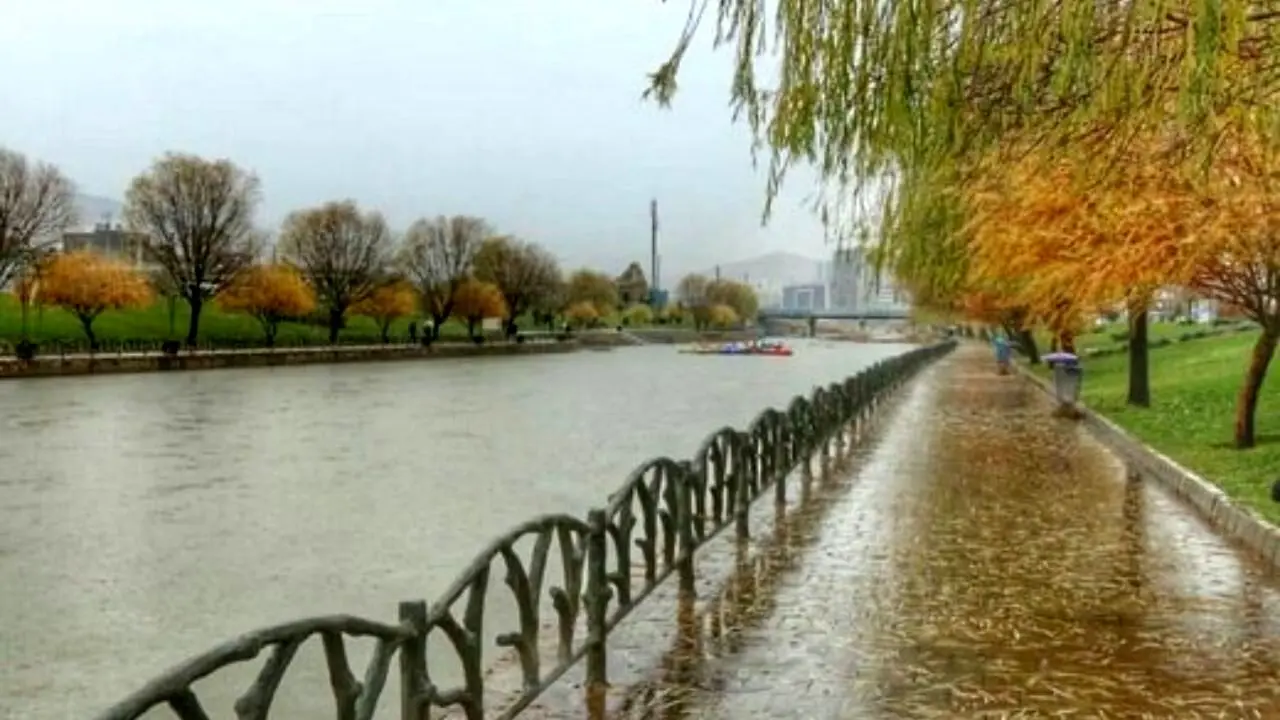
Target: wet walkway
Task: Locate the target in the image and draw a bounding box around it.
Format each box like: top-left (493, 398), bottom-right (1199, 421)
top-left (602, 345), bottom-right (1280, 719)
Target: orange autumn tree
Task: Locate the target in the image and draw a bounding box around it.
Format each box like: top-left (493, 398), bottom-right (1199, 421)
top-left (563, 300), bottom-right (599, 329)
top-left (452, 278), bottom-right (507, 339)
top-left (217, 263), bottom-right (316, 347)
top-left (966, 122), bottom-right (1280, 447)
top-left (963, 135), bottom-right (1196, 406)
top-left (351, 281), bottom-right (417, 343)
top-left (41, 251), bottom-right (152, 349)
top-left (1158, 130), bottom-right (1280, 449)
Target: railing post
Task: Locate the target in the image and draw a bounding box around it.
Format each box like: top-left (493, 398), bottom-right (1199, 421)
top-left (584, 508), bottom-right (610, 699)
top-left (676, 461), bottom-right (697, 597)
top-left (773, 426), bottom-right (787, 507)
top-left (734, 433), bottom-right (751, 542)
top-left (398, 600), bottom-right (428, 720)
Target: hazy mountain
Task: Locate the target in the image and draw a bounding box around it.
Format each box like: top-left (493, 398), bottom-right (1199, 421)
top-left (696, 251), bottom-right (825, 288)
top-left (72, 193), bottom-right (125, 229)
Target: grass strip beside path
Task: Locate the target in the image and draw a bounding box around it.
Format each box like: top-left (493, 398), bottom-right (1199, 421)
top-left (1036, 331), bottom-right (1280, 526)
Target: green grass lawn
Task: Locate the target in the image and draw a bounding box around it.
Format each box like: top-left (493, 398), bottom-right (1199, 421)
top-left (1051, 330), bottom-right (1280, 525)
top-left (0, 295), bottom-right (700, 353)
top-left (0, 294), bottom-right (465, 351)
top-left (1035, 320), bottom-right (1246, 356)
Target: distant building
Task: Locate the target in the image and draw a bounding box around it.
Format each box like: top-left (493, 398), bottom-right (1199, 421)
top-left (615, 262), bottom-right (649, 305)
top-left (781, 283), bottom-right (827, 312)
top-left (828, 246), bottom-right (911, 314)
top-left (62, 222), bottom-right (152, 268)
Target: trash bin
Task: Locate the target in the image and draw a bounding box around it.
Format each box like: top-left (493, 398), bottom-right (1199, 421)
top-left (1053, 362), bottom-right (1083, 406)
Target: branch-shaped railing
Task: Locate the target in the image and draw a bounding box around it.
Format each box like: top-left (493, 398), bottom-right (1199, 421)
top-left (93, 340), bottom-right (955, 720)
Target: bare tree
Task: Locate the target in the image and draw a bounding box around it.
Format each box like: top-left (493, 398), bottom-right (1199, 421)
top-left (473, 235), bottom-right (561, 335)
top-left (399, 215), bottom-right (487, 338)
top-left (277, 200), bottom-right (394, 344)
top-left (0, 148), bottom-right (77, 292)
top-left (125, 153), bottom-right (260, 345)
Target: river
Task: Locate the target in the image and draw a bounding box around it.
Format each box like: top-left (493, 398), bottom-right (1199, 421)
top-left (0, 340), bottom-right (911, 720)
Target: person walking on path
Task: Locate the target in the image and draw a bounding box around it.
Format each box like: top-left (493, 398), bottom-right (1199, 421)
top-left (993, 331), bottom-right (1012, 374)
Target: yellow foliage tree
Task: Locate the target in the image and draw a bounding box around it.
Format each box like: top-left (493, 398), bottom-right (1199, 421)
top-left (217, 264), bottom-right (317, 347)
top-left (660, 304), bottom-right (686, 325)
top-left (451, 278), bottom-right (507, 339)
top-left (706, 280), bottom-right (759, 324)
top-left (351, 281), bottom-right (417, 343)
top-left (41, 251), bottom-right (152, 350)
top-left (964, 123), bottom-right (1280, 447)
top-left (621, 304), bottom-right (654, 327)
top-left (563, 300), bottom-right (599, 329)
top-left (14, 261), bottom-right (42, 342)
top-left (565, 269), bottom-right (618, 316)
top-left (708, 303), bottom-right (739, 329)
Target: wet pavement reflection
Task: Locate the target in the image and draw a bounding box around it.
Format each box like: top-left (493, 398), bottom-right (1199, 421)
top-left (608, 346), bottom-right (1280, 719)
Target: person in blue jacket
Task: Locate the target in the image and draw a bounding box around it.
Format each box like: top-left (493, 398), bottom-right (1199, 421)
top-left (993, 331), bottom-right (1012, 374)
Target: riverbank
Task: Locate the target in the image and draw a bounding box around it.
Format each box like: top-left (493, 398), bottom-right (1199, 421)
top-left (573, 327), bottom-right (761, 346)
top-left (0, 295), bottom-right (711, 354)
top-left (1033, 330), bottom-right (1280, 525)
top-left (0, 329), bottom-right (776, 380)
top-left (0, 339), bottom-right (582, 380)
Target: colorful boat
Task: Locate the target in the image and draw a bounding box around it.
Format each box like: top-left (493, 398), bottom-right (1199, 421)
top-left (680, 339), bottom-right (794, 357)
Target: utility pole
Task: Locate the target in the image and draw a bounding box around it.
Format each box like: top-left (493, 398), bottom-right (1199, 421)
top-left (650, 199), bottom-right (659, 295)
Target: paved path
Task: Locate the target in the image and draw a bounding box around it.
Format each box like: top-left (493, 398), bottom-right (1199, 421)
top-left (582, 345), bottom-right (1280, 718)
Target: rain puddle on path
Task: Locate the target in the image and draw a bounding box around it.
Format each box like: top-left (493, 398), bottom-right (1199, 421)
top-left (612, 346), bottom-right (1280, 719)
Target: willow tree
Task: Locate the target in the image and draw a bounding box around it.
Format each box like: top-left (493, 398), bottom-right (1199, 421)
top-left (647, 0), bottom-right (1280, 305)
top-left (962, 133), bottom-right (1203, 405)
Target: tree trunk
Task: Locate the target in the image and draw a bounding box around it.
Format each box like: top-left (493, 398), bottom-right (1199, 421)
top-left (1127, 309), bottom-right (1150, 407)
top-left (1017, 329), bottom-right (1041, 364)
top-left (185, 296), bottom-right (203, 347)
top-left (1058, 330), bottom-right (1076, 355)
top-left (379, 320), bottom-right (391, 343)
top-left (431, 313), bottom-right (448, 339)
top-left (263, 317), bottom-right (278, 348)
top-left (467, 318), bottom-right (478, 338)
top-left (328, 308), bottom-right (343, 344)
top-left (1234, 329), bottom-right (1279, 449)
top-left (78, 313), bottom-right (98, 351)
top-left (167, 296), bottom-right (178, 337)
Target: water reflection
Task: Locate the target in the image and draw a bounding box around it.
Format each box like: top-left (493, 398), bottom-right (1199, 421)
top-left (608, 349), bottom-right (1280, 719)
top-left (613, 404), bottom-right (883, 720)
top-left (1, 341), bottom-right (912, 719)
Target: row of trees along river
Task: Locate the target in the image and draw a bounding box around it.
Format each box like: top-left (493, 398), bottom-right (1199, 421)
top-left (0, 148), bottom-right (760, 354)
top-left (648, 0), bottom-right (1280, 452)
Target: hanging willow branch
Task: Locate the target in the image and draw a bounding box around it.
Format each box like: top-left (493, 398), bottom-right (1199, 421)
top-left (648, 0), bottom-right (1280, 309)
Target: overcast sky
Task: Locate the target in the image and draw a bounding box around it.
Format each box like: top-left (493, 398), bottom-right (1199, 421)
top-left (0, 0), bottom-right (833, 280)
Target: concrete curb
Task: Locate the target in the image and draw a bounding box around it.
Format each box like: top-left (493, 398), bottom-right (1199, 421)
top-left (1017, 364), bottom-right (1280, 570)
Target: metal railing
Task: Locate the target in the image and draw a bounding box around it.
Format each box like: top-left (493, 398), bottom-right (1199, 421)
top-left (94, 340), bottom-right (956, 720)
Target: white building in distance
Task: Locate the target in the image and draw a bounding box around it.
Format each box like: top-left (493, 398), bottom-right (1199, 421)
top-left (826, 246), bottom-right (911, 314)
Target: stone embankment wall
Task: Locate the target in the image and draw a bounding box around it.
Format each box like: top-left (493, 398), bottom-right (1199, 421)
top-left (0, 341), bottom-right (579, 380)
top-left (574, 328), bottom-right (760, 346)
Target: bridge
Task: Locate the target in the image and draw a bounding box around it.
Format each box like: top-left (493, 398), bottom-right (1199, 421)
top-left (758, 306), bottom-right (912, 336)
top-left (87, 339), bottom-right (1280, 719)
top-left (758, 307), bottom-right (911, 320)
